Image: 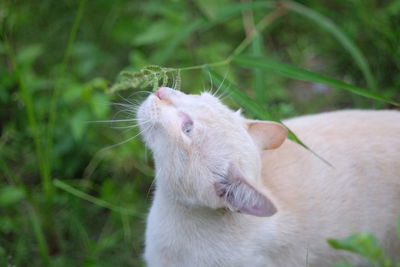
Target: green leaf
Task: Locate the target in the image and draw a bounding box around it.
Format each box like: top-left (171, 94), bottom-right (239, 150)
top-left (251, 33), bottom-right (267, 102)
top-left (204, 68), bottom-right (333, 167)
top-left (54, 179), bottom-right (138, 216)
top-left (397, 217), bottom-right (400, 236)
top-left (286, 1), bottom-right (377, 92)
top-left (0, 186), bottom-right (25, 206)
top-left (203, 68), bottom-right (272, 120)
top-left (27, 204), bottom-right (49, 264)
top-left (328, 232), bottom-right (391, 265)
top-left (233, 55), bottom-right (400, 107)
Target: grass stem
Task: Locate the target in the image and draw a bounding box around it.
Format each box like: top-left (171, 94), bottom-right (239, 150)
top-left (54, 179), bottom-right (139, 216)
top-left (46, 0), bottom-right (87, 202)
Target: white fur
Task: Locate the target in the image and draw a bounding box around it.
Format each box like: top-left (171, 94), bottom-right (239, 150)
top-left (137, 87), bottom-right (400, 266)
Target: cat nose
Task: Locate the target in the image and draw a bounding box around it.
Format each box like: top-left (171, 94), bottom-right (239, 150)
top-left (155, 87), bottom-right (167, 100)
top-left (155, 87), bottom-right (176, 100)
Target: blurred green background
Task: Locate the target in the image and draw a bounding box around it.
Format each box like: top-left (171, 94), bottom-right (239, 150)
top-left (1, 0), bottom-right (399, 266)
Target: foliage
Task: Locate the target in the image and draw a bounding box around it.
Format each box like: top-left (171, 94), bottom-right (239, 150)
top-left (109, 66), bottom-right (181, 93)
top-left (0, 0), bottom-right (399, 266)
top-left (328, 219), bottom-right (400, 267)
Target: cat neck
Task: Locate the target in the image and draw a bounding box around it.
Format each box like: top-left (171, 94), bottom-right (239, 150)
top-left (151, 180), bottom-right (266, 233)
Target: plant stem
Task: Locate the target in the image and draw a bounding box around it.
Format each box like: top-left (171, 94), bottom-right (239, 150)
top-left (28, 204), bottom-right (50, 264)
top-left (3, 38), bottom-right (50, 264)
top-left (4, 40), bottom-right (49, 200)
top-left (40, 0), bottom-right (86, 254)
top-left (46, 0), bottom-right (87, 201)
top-left (177, 59), bottom-right (231, 72)
top-left (173, 5), bottom-right (288, 73)
top-left (284, 0), bottom-right (377, 92)
top-left (231, 3), bottom-right (288, 58)
top-left (54, 179), bottom-right (139, 216)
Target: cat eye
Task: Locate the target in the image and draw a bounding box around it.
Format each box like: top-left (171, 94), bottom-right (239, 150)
top-left (182, 120), bottom-right (193, 134)
top-left (179, 111), bottom-right (193, 135)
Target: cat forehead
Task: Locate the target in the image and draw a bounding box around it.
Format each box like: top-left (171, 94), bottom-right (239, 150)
top-left (183, 91), bottom-right (219, 105)
top-left (177, 91), bottom-right (232, 114)
top-left (140, 87), bottom-right (243, 129)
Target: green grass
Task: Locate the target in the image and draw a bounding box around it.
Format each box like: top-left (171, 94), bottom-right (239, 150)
top-left (1, 0), bottom-right (399, 266)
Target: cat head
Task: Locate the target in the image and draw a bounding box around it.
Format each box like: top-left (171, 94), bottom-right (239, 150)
top-left (137, 87), bottom-right (287, 217)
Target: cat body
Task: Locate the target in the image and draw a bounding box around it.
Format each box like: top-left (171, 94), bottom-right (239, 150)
top-left (138, 87), bottom-right (400, 267)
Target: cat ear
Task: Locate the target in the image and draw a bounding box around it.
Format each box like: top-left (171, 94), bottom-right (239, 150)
top-left (247, 120), bottom-right (288, 150)
top-left (214, 164), bottom-right (277, 217)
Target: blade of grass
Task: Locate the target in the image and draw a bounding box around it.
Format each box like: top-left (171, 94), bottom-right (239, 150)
top-left (171, 4), bottom-right (287, 73)
top-left (251, 33), bottom-right (267, 102)
top-left (54, 179), bottom-right (138, 216)
top-left (397, 217), bottom-right (400, 236)
top-left (203, 68), bottom-right (271, 120)
top-left (204, 68), bottom-right (333, 167)
top-left (153, 1), bottom-right (276, 65)
top-left (239, 3), bottom-right (267, 102)
top-left (46, 0), bottom-right (87, 202)
top-left (285, 0), bottom-right (377, 92)
top-left (231, 5), bottom-right (288, 57)
top-left (233, 55), bottom-right (400, 106)
top-left (3, 39), bottom-right (51, 262)
top-left (3, 39), bottom-right (50, 204)
top-left (67, 213), bottom-right (91, 249)
top-left (27, 205), bottom-right (49, 264)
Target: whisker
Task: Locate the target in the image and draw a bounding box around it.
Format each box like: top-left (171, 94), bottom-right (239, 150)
top-left (118, 91), bottom-right (145, 105)
top-left (216, 89), bottom-right (230, 101)
top-left (99, 124), bottom-right (152, 152)
top-left (202, 78), bottom-right (207, 93)
top-left (146, 175), bottom-right (157, 201)
top-left (111, 109), bottom-right (137, 120)
top-left (207, 69), bottom-right (214, 94)
top-left (87, 118), bottom-right (139, 123)
top-left (127, 90), bottom-right (152, 98)
top-left (214, 69), bottom-right (229, 97)
top-left (171, 74), bottom-right (176, 90)
top-left (111, 102), bottom-right (138, 109)
top-left (110, 118), bottom-right (152, 129)
top-left (111, 125), bottom-right (138, 129)
top-left (218, 89), bottom-right (232, 102)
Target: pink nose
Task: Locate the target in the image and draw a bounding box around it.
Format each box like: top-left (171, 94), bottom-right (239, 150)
top-left (154, 87), bottom-right (173, 100)
top-left (155, 87), bottom-right (165, 99)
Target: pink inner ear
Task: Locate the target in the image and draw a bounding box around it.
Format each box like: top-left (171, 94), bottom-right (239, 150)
top-left (235, 186), bottom-right (277, 217)
top-left (214, 165), bottom-right (277, 217)
top-left (247, 121), bottom-right (288, 150)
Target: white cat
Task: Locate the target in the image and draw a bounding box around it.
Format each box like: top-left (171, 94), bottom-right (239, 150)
top-left (137, 87), bottom-right (400, 267)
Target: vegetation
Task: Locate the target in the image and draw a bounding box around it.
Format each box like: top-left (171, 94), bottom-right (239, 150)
top-left (1, 0), bottom-right (399, 266)
top-left (329, 228), bottom-right (400, 267)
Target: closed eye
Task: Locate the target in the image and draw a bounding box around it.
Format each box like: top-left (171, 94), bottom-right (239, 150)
top-left (179, 111), bottom-right (194, 135)
top-left (182, 119), bottom-right (193, 134)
